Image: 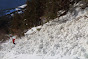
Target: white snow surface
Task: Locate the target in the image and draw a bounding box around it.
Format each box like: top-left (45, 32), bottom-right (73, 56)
top-left (18, 4), bottom-right (27, 8)
top-left (16, 4), bottom-right (27, 10)
top-left (0, 4), bottom-right (88, 59)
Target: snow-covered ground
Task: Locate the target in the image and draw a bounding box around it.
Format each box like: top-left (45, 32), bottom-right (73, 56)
top-left (0, 3), bottom-right (88, 59)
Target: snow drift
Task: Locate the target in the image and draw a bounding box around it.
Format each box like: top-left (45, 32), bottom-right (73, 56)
top-left (0, 3), bottom-right (88, 59)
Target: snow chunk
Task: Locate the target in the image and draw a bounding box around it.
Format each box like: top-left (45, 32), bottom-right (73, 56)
top-left (18, 4), bottom-right (27, 8)
top-left (25, 26), bottom-right (42, 35)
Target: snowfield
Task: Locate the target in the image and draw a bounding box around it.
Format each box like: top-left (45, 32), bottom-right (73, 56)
top-left (0, 3), bottom-right (88, 59)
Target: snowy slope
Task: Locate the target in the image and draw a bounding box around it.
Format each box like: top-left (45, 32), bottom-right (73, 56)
top-left (0, 4), bottom-right (88, 59)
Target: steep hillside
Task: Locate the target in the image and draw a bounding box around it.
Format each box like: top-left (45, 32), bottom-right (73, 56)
top-left (0, 2), bottom-right (88, 59)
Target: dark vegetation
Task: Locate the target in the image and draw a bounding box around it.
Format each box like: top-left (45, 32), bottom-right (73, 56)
top-left (0, 15), bottom-right (12, 42)
top-left (0, 0), bottom-right (87, 42)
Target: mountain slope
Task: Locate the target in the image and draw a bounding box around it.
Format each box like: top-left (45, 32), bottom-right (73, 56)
top-left (0, 3), bottom-right (88, 59)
